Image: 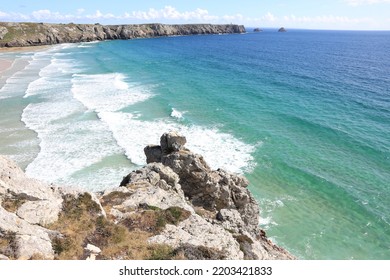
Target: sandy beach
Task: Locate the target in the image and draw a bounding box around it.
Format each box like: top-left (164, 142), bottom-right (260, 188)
top-left (0, 45), bottom-right (50, 88)
top-left (0, 58), bottom-right (13, 73)
top-left (0, 45), bottom-right (50, 53)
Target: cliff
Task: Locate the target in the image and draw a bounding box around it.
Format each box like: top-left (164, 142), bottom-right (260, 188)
top-left (0, 22), bottom-right (246, 48)
top-left (0, 132), bottom-right (294, 260)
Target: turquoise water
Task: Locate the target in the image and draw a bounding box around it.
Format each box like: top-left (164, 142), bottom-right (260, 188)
top-left (0, 30), bottom-right (389, 259)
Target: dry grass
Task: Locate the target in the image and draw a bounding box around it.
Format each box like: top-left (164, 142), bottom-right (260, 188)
top-left (1, 196), bottom-right (28, 213)
top-left (121, 207), bottom-right (191, 234)
top-left (48, 193), bottom-right (187, 260)
top-left (100, 191), bottom-right (133, 207)
top-left (0, 231), bottom-right (16, 259)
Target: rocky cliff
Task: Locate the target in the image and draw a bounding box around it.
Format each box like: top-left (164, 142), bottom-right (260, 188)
top-left (0, 22), bottom-right (246, 48)
top-left (0, 132), bottom-right (293, 260)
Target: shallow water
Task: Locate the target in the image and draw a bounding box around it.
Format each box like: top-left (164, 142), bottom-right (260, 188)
top-left (0, 30), bottom-right (389, 259)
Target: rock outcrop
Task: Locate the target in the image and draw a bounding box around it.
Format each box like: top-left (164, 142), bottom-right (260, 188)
top-left (278, 27), bottom-right (287, 32)
top-left (0, 132), bottom-right (294, 260)
top-left (0, 22), bottom-right (246, 48)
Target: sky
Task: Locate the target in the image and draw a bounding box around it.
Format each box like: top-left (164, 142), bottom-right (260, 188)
top-left (1, 0), bottom-right (389, 30)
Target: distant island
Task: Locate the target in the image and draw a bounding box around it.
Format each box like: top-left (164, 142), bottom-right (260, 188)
top-left (253, 28), bottom-right (263, 32)
top-left (278, 27), bottom-right (287, 32)
top-left (0, 22), bottom-right (245, 48)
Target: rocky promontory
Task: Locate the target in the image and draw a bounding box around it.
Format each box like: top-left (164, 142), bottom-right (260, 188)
top-left (0, 132), bottom-right (293, 260)
top-left (0, 22), bottom-right (246, 48)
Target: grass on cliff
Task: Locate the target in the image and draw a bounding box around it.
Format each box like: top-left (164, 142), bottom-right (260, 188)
top-left (48, 193), bottom-right (190, 260)
top-left (1, 196), bottom-right (28, 213)
top-left (0, 23), bottom-right (41, 43)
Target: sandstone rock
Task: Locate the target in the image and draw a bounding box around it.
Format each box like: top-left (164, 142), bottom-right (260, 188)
top-left (0, 253), bottom-right (9, 260)
top-left (106, 163), bottom-right (194, 220)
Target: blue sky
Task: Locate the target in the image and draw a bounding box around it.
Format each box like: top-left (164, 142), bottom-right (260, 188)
top-left (1, 0), bottom-right (389, 30)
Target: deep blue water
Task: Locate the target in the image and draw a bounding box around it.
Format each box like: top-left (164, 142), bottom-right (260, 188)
top-left (1, 29), bottom-right (389, 259)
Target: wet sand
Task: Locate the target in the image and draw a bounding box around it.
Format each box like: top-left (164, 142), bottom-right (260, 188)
top-left (0, 58), bottom-right (13, 73)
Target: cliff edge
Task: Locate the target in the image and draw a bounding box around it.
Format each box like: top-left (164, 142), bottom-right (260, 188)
top-left (0, 22), bottom-right (246, 48)
top-left (0, 132), bottom-right (293, 260)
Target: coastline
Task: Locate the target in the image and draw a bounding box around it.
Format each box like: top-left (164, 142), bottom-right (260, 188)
top-left (0, 22), bottom-right (245, 48)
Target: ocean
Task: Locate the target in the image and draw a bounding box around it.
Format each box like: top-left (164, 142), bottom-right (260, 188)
top-left (0, 29), bottom-right (389, 259)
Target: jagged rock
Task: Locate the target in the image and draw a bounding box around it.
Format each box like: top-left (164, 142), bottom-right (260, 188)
top-left (149, 214), bottom-right (244, 260)
top-left (144, 145), bottom-right (162, 163)
top-left (0, 207), bottom-right (56, 259)
top-left (0, 156), bottom-right (63, 202)
top-left (216, 208), bottom-right (246, 233)
top-left (144, 131), bottom-right (260, 236)
top-left (106, 163), bottom-right (194, 220)
top-left (160, 131), bottom-right (187, 154)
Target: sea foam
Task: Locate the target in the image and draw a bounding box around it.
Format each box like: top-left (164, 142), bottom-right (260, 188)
top-left (100, 111), bottom-right (256, 174)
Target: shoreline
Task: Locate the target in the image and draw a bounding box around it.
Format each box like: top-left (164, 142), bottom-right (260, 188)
top-left (0, 58), bottom-right (12, 73)
top-left (0, 45), bottom-right (51, 53)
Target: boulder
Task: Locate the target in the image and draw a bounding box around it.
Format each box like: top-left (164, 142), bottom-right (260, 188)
top-left (149, 214), bottom-right (244, 260)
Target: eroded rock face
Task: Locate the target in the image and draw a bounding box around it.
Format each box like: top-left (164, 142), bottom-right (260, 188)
top-left (0, 23), bottom-right (246, 48)
top-left (0, 155), bottom-right (104, 259)
top-left (140, 131), bottom-right (294, 259)
top-left (144, 131), bottom-right (260, 236)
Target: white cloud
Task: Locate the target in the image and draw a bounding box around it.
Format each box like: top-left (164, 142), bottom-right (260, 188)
top-left (125, 6), bottom-right (218, 22)
top-left (283, 14), bottom-right (370, 24)
top-left (0, 10), bottom-right (30, 20)
top-left (344, 0), bottom-right (390, 6)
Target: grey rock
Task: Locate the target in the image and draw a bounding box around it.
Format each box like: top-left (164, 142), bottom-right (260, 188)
top-left (144, 145), bottom-right (162, 163)
top-left (0, 207), bottom-right (55, 259)
top-left (149, 214), bottom-right (244, 260)
top-left (16, 199), bottom-right (63, 226)
top-left (107, 163), bottom-right (193, 219)
top-left (160, 131), bottom-right (187, 154)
